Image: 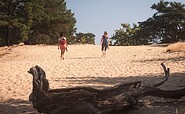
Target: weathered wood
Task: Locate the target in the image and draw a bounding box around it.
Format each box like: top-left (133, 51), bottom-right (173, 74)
top-left (28, 63), bottom-right (185, 114)
top-left (151, 63), bottom-right (169, 87)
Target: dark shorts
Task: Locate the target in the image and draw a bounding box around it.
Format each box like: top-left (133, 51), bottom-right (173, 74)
top-left (102, 43), bottom-right (108, 51)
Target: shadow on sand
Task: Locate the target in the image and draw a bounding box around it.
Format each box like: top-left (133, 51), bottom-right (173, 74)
top-left (147, 43), bottom-right (170, 47)
top-left (66, 56), bottom-right (101, 60)
top-left (1, 72), bottom-right (185, 114)
top-left (133, 53), bottom-right (185, 63)
top-left (53, 72), bottom-right (185, 114)
top-left (0, 99), bottom-right (38, 114)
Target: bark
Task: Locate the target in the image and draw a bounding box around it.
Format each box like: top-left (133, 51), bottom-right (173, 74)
top-left (28, 63), bottom-right (185, 114)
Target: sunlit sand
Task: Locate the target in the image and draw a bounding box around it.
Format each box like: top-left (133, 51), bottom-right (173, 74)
top-left (0, 44), bottom-right (185, 113)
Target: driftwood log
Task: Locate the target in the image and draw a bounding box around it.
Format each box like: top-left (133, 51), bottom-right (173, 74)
top-left (28, 63), bottom-right (185, 114)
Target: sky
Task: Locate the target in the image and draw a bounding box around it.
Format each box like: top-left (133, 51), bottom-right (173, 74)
top-left (66, 0), bottom-right (185, 44)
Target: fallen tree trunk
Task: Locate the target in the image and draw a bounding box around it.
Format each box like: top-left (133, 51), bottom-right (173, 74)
top-left (28, 63), bottom-right (185, 114)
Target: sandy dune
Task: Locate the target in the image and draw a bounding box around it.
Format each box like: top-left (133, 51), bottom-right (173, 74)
top-left (0, 44), bottom-right (185, 113)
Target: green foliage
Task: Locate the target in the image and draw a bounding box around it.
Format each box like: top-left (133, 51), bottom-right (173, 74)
top-left (75, 32), bottom-right (95, 44)
top-left (29, 0), bottom-right (76, 45)
top-left (0, 0), bottom-right (29, 46)
top-left (0, 0), bottom-right (76, 46)
top-left (112, 1), bottom-right (185, 46)
top-left (1, 0), bottom-right (184, 46)
top-left (138, 1), bottom-right (185, 43)
top-left (111, 23), bottom-right (148, 46)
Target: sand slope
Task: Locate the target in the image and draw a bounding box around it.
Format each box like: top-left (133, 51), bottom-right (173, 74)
top-left (0, 44), bottom-right (185, 113)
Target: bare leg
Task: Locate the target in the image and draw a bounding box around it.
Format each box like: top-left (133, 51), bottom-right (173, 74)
top-left (102, 51), bottom-right (105, 57)
top-left (61, 50), bottom-right (65, 60)
top-left (102, 51), bottom-right (106, 57)
top-left (102, 45), bottom-right (107, 57)
top-left (104, 51), bottom-right (106, 56)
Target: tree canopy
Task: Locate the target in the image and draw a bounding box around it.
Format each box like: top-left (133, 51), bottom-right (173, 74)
top-left (0, 0), bottom-right (29, 46)
top-left (1, 0), bottom-right (184, 46)
top-left (111, 1), bottom-right (185, 46)
top-left (111, 23), bottom-right (148, 46)
top-left (75, 32), bottom-right (95, 44)
top-left (0, 0), bottom-right (77, 46)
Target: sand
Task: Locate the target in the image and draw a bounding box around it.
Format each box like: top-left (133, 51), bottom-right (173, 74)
top-left (0, 44), bottom-right (185, 114)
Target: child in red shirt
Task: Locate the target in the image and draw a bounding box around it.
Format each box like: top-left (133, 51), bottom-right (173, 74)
top-left (58, 33), bottom-right (68, 60)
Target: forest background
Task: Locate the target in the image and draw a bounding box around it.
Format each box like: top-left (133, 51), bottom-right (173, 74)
top-left (0, 0), bottom-right (185, 46)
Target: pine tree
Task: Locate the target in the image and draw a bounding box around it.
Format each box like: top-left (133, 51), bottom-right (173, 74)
top-left (139, 1), bottom-right (185, 43)
top-left (29, 0), bottom-right (76, 44)
top-left (0, 0), bottom-right (29, 46)
top-left (0, 0), bottom-right (76, 46)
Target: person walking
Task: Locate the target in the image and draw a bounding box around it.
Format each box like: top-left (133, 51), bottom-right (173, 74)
top-left (100, 31), bottom-right (109, 56)
top-left (58, 33), bottom-right (68, 60)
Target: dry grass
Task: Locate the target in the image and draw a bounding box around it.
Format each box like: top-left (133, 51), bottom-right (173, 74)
top-left (167, 42), bottom-right (185, 52)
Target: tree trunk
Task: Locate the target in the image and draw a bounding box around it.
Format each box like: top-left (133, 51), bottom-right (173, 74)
top-left (28, 63), bottom-right (185, 114)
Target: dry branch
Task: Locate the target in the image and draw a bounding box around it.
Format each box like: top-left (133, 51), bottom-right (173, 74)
top-left (151, 62), bottom-right (169, 87)
top-left (28, 63), bottom-right (185, 114)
